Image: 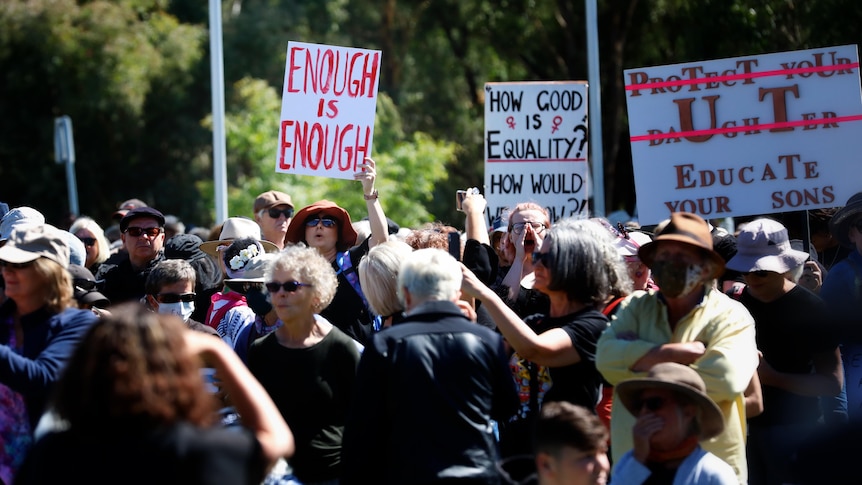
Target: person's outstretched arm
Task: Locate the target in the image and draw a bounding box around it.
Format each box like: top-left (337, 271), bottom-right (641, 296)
top-left (184, 330), bottom-right (294, 468)
top-left (355, 157), bottom-right (389, 249)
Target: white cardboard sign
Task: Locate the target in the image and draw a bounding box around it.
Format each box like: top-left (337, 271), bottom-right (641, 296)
top-left (484, 81), bottom-right (590, 226)
top-left (625, 45), bottom-right (862, 225)
top-left (275, 41), bottom-right (381, 179)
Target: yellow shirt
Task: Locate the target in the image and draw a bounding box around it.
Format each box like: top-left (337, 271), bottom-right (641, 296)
top-left (596, 286), bottom-right (757, 484)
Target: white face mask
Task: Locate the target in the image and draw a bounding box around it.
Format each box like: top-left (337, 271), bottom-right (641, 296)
top-left (158, 301), bottom-right (195, 322)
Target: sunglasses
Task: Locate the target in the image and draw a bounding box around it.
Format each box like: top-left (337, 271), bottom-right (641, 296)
top-left (125, 227), bottom-right (163, 238)
top-left (265, 281), bottom-right (313, 293)
top-left (511, 221), bottom-right (547, 235)
top-left (304, 218), bottom-right (337, 228)
top-left (267, 207), bottom-right (295, 219)
top-left (531, 251), bottom-right (552, 267)
top-left (77, 236), bottom-right (97, 247)
top-left (155, 292), bottom-right (196, 303)
top-left (743, 270), bottom-right (772, 278)
top-left (634, 396), bottom-right (669, 412)
top-left (0, 260), bottom-right (34, 269)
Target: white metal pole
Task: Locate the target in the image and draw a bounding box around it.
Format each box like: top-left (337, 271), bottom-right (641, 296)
top-left (209, 0), bottom-right (229, 223)
top-left (585, 0), bottom-right (605, 217)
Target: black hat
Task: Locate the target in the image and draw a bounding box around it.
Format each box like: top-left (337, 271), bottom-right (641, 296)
top-left (164, 234), bottom-right (206, 261)
top-left (120, 207), bottom-right (166, 232)
top-left (829, 192), bottom-right (862, 248)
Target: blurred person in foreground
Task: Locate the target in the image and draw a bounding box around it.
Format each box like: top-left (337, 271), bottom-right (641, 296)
top-left (0, 224), bottom-right (98, 483)
top-left (16, 304), bottom-right (293, 484)
top-left (248, 244), bottom-right (361, 484)
top-left (342, 248), bottom-right (517, 485)
top-left (596, 212), bottom-right (758, 483)
top-left (609, 362), bottom-right (737, 484)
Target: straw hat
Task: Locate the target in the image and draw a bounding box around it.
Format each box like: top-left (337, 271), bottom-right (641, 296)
top-left (199, 217), bottom-right (278, 256)
top-left (615, 362), bottom-right (724, 441)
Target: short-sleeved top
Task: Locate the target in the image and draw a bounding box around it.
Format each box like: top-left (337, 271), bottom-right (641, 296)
top-left (247, 324), bottom-right (361, 483)
top-left (522, 308), bottom-right (609, 408)
top-left (740, 285), bottom-right (837, 426)
top-left (15, 422), bottom-right (267, 485)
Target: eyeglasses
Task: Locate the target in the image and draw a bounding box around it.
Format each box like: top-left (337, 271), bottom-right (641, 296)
top-left (267, 207), bottom-right (295, 219)
top-left (634, 396), bottom-right (669, 413)
top-left (0, 260), bottom-right (34, 270)
top-left (155, 292), bottom-right (196, 303)
top-left (743, 270), bottom-right (772, 278)
top-left (511, 221), bottom-right (547, 235)
top-left (531, 251), bottom-right (552, 267)
top-left (77, 236), bottom-right (97, 247)
top-left (265, 281), bottom-right (313, 293)
top-left (125, 227), bottom-right (163, 238)
top-left (304, 218), bottom-right (337, 228)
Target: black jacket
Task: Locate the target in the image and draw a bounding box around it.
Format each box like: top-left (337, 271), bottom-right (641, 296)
top-left (341, 300), bottom-right (518, 484)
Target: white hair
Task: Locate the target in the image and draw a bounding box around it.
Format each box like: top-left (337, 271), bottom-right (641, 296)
top-left (397, 248), bottom-right (461, 310)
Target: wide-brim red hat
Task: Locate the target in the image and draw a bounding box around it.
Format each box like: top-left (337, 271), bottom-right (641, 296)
top-left (285, 200), bottom-right (357, 252)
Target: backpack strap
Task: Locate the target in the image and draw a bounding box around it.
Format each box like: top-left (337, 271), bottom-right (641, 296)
top-left (336, 251), bottom-right (382, 332)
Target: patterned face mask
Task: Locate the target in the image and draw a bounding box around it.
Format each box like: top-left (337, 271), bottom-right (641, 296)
top-left (651, 260), bottom-right (703, 298)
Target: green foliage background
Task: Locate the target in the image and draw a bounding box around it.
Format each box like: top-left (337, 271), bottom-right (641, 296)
top-left (1, 0), bottom-right (861, 230)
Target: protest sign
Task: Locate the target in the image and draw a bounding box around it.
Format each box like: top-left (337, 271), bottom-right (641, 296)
top-left (625, 45), bottom-right (862, 225)
top-left (484, 81), bottom-right (590, 226)
top-left (276, 41), bottom-right (381, 180)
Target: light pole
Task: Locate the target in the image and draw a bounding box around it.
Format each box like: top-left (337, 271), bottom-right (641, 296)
top-left (54, 115), bottom-right (79, 216)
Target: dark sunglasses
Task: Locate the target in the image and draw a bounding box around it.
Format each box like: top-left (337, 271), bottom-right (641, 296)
top-left (531, 251), bottom-right (552, 266)
top-left (265, 281), bottom-right (313, 293)
top-left (743, 270), bottom-right (772, 278)
top-left (635, 396), bottom-right (668, 412)
top-left (155, 292), bottom-right (196, 303)
top-left (267, 207), bottom-right (295, 219)
top-left (77, 236), bottom-right (97, 247)
top-left (125, 227), bottom-right (163, 238)
top-left (0, 260), bottom-right (34, 269)
top-left (304, 218), bottom-right (337, 228)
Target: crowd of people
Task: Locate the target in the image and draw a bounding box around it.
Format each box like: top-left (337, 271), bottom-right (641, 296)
top-left (1, 167), bottom-right (861, 484)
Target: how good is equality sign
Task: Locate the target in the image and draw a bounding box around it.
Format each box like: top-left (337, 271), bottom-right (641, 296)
top-left (484, 82), bottom-right (590, 226)
top-left (625, 45), bottom-right (862, 225)
top-left (275, 41), bottom-right (381, 179)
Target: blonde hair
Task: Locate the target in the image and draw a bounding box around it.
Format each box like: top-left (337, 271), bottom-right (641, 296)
top-left (69, 216), bottom-right (110, 266)
top-left (358, 241), bottom-right (414, 317)
top-left (31, 258), bottom-right (74, 313)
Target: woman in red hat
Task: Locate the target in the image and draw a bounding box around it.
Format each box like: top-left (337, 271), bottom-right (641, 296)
top-left (284, 158), bottom-right (390, 345)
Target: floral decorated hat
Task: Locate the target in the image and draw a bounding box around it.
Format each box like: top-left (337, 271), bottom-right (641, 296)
top-left (221, 237), bottom-right (267, 280)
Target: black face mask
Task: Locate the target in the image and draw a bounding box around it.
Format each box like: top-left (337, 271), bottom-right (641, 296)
top-left (651, 260), bottom-right (704, 298)
top-left (245, 287), bottom-right (272, 316)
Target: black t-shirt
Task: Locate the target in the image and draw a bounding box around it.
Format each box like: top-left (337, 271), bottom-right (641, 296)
top-left (248, 327), bottom-right (360, 483)
top-left (526, 308), bottom-right (609, 408)
top-left (741, 285), bottom-right (838, 426)
top-left (16, 423), bottom-right (266, 485)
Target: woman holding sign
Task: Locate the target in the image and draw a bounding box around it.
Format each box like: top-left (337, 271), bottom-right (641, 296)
top-left (284, 157), bottom-right (390, 346)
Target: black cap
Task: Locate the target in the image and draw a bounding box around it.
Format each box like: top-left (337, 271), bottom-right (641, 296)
top-left (164, 234), bottom-right (205, 261)
top-left (120, 207), bottom-right (166, 232)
